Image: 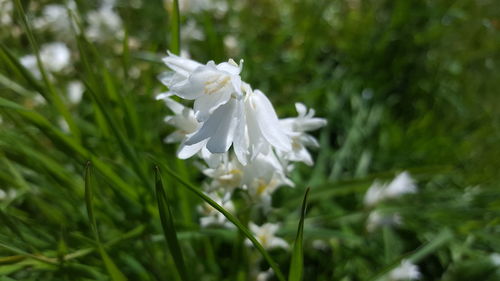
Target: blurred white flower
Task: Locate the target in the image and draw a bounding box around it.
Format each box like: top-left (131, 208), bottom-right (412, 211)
top-left (198, 192), bottom-right (235, 228)
top-left (224, 35), bottom-right (240, 57)
top-left (33, 2), bottom-right (79, 38)
top-left (385, 171), bottom-right (417, 199)
top-left (364, 172), bottom-right (418, 207)
top-left (0, 0), bottom-right (13, 25)
top-left (20, 42), bottom-right (71, 79)
top-left (366, 210), bottom-right (402, 232)
top-left (490, 253), bottom-right (500, 266)
top-left (165, 0), bottom-right (227, 17)
top-left (388, 260), bottom-right (421, 281)
top-left (86, 4), bottom-right (123, 42)
top-left (181, 19), bottom-right (205, 42)
top-left (364, 181), bottom-right (387, 207)
top-left (247, 222), bottom-right (289, 250)
top-left (279, 102), bottom-right (327, 165)
top-left (67, 81), bottom-right (84, 104)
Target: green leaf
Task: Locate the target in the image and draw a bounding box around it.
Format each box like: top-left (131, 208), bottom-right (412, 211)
top-left (84, 161), bottom-right (128, 281)
top-left (151, 158), bottom-right (286, 281)
top-left (288, 187), bottom-right (310, 281)
top-left (154, 166), bottom-right (189, 281)
top-left (170, 0), bottom-right (181, 54)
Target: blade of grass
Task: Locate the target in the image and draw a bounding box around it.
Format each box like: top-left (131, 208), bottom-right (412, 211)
top-left (154, 166), bottom-right (189, 281)
top-left (0, 97), bottom-right (138, 201)
top-left (170, 0), bottom-right (181, 54)
top-left (13, 0), bottom-right (81, 141)
top-left (152, 158), bottom-right (286, 281)
top-left (84, 161), bottom-right (128, 281)
top-left (288, 187), bottom-right (310, 281)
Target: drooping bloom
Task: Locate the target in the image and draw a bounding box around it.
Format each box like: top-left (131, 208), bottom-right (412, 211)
top-left (247, 222), bottom-right (289, 250)
top-left (279, 102), bottom-right (327, 165)
top-left (388, 260), bottom-right (421, 280)
top-left (364, 172), bottom-right (418, 207)
top-left (366, 210), bottom-right (402, 232)
top-left (198, 192), bottom-right (235, 228)
top-left (86, 2), bottom-right (123, 42)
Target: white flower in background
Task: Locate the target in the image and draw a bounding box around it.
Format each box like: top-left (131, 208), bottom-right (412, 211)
top-left (0, 188), bottom-right (17, 201)
top-left (366, 210), bottom-right (402, 232)
top-left (33, 2), bottom-right (79, 38)
top-left (67, 81), bottom-right (84, 104)
top-left (279, 102), bottom-right (327, 165)
top-left (388, 260), bottom-right (421, 281)
top-left (364, 172), bottom-right (418, 207)
top-left (198, 192), bottom-right (235, 228)
top-left (385, 171), bottom-right (417, 199)
top-left (0, 0), bottom-right (13, 25)
top-left (165, 0), bottom-right (228, 17)
top-left (40, 42), bottom-right (71, 73)
top-left (247, 222), bottom-right (289, 250)
top-left (364, 181), bottom-right (386, 207)
top-left (490, 253), bottom-right (500, 266)
top-left (224, 35), bottom-right (240, 57)
top-left (162, 52), bottom-right (243, 122)
top-left (181, 19), bottom-right (205, 42)
top-left (86, 3), bottom-right (123, 42)
top-left (20, 42), bottom-right (71, 79)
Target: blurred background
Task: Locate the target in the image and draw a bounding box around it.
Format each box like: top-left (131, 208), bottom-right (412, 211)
top-left (0, 0), bottom-right (499, 280)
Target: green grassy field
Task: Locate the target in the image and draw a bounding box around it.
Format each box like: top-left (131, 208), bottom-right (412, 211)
top-left (0, 0), bottom-right (499, 280)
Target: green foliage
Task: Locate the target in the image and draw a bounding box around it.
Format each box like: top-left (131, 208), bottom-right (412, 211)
top-left (0, 0), bottom-right (499, 280)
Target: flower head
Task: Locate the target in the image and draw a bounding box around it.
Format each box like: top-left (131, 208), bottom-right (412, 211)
top-left (247, 222), bottom-right (289, 250)
top-left (388, 260), bottom-right (421, 280)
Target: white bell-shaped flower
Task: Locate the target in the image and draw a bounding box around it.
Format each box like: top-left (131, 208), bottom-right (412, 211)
top-left (247, 222), bottom-right (289, 250)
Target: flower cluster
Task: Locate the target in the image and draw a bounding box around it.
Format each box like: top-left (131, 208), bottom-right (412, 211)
top-left (364, 171), bottom-right (418, 231)
top-left (157, 53), bottom-right (326, 246)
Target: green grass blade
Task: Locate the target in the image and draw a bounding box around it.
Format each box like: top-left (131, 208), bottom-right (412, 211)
top-left (170, 0), bottom-right (181, 54)
top-left (154, 166), bottom-right (189, 281)
top-left (152, 158), bottom-right (286, 281)
top-left (13, 0), bottom-right (81, 141)
top-left (84, 161), bottom-right (128, 281)
top-left (288, 187), bottom-right (310, 281)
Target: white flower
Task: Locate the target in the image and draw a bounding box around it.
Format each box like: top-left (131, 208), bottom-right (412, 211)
top-left (364, 181), bottom-right (387, 207)
top-left (247, 222), bottom-right (289, 250)
top-left (241, 152), bottom-right (294, 210)
top-left (0, 0), bottom-right (13, 25)
top-left (20, 42), bottom-right (71, 79)
top-left (86, 4), bottom-right (123, 42)
top-left (162, 52), bottom-right (243, 122)
top-left (279, 103), bottom-right (327, 165)
top-left (385, 172), bottom-right (417, 199)
top-left (256, 268), bottom-right (274, 281)
top-left (203, 156), bottom-right (243, 193)
top-left (198, 192), bottom-right (235, 228)
top-left (67, 81), bottom-right (84, 104)
top-left (364, 172), bottom-right (418, 207)
top-left (33, 2), bottom-right (79, 38)
top-left (388, 260), bottom-right (421, 280)
top-left (366, 210), bottom-right (402, 232)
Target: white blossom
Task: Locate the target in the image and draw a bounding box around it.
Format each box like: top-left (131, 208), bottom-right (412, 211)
top-left (162, 52), bottom-right (243, 122)
top-left (33, 2), bottom-right (79, 38)
top-left (366, 210), bottom-right (402, 232)
top-left (67, 81), bottom-right (84, 104)
top-left (385, 172), bottom-right (417, 199)
top-left (247, 222), bottom-right (289, 250)
top-left (86, 3), bottom-right (123, 42)
top-left (388, 260), bottom-right (421, 281)
top-left (279, 102), bottom-right (327, 165)
top-left (364, 172), bottom-right (418, 207)
top-left (20, 42), bottom-right (71, 79)
top-left (0, 0), bottom-right (13, 26)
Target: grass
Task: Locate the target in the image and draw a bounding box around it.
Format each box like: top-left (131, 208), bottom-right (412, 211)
top-left (0, 0), bottom-right (499, 280)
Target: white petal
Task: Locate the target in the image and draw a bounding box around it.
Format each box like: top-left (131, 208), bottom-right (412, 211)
top-left (252, 90), bottom-right (291, 152)
top-left (163, 51), bottom-right (201, 76)
top-left (177, 139), bottom-right (207, 159)
top-left (206, 99), bottom-right (238, 153)
top-left (193, 86), bottom-right (232, 122)
top-left (295, 102), bottom-right (307, 117)
top-left (233, 100), bottom-right (248, 165)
